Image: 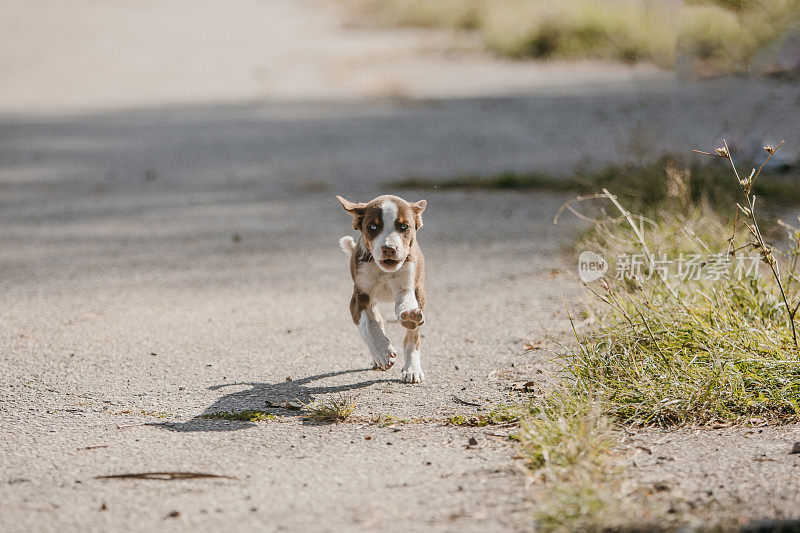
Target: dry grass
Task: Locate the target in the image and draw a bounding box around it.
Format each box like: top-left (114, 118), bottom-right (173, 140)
top-left (302, 393), bottom-right (359, 423)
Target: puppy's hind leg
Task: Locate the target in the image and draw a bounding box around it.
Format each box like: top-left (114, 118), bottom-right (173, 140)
top-left (401, 328), bottom-right (424, 384)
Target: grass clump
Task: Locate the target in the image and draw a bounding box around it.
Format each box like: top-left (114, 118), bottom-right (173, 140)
top-left (519, 393), bottom-right (667, 531)
top-left (303, 394), bottom-right (359, 423)
top-left (199, 410), bottom-right (281, 422)
top-left (521, 395), bottom-right (612, 474)
top-left (572, 276), bottom-right (800, 426)
top-left (563, 142), bottom-right (800, 427)
top-left (518, 141), bottom-right (800, 530)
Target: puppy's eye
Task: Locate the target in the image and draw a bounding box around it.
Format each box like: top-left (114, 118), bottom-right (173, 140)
top-left (399, 223), bottom-right (409, 231)
top-left (369, 223), bottom-right (378, 231)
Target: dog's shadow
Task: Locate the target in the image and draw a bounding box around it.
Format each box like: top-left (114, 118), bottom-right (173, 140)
top-left (159, 367), bottom-right (391, 432)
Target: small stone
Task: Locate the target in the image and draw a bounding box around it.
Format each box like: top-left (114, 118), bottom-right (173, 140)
top-left (100, 502), bottom-right (107, 511)
top-left (468, 437), bottom-right (479, 446)
top-left (790, 441), bottom-right (800, 454)
top-left (166, 511), bottom-right (180, 518)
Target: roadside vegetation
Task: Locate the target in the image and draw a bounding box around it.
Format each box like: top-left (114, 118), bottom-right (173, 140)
top-left (512, 141), bottom-right (800, 530)
top-left (347, 0), bottom-right (800, 72)
top-left (567, 141), bottom-right (800, 427)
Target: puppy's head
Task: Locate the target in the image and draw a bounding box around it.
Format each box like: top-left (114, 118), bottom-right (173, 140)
top-left (337, 194), bottom-right (426, 273)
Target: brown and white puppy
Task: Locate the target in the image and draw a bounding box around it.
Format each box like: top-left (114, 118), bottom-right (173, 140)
top-left (337, 194), bottom-right (427, 383)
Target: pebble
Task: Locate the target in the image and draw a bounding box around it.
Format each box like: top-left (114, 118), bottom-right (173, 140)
top-left (468, 437), bottom-right (478, 446)
top-left (790, 441), bottom-right (800, 454)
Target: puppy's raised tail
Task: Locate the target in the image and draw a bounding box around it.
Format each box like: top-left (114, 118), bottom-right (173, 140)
top-left (339, 236), bottom-right (356, 255)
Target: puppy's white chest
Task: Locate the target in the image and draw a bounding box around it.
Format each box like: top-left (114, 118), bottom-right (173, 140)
top-left (356, 261), bottom-right (413, 303)
top-left (357, 265), bottom-right (395, 303)
top-left (371, 278), bottom-right (395, 303)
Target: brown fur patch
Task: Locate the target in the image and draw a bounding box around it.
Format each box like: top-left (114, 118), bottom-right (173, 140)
top-left (338, 195), bottom-right (425, 258)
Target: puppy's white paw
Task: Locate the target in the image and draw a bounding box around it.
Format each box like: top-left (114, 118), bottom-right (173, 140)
top-left (401, 364), bottom-right (424, 384)
top-left (399, 308), bottom-right (425, 329)
top-left (371, 345), bottom-right (397, 370)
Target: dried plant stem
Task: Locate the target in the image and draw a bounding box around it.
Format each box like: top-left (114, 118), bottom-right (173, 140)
top-left (720, 139), bottom-right (798, 347)
top-left (747, 195), bottom-right (797, 347)
top-left (600, 188), bottom-right (684, 305)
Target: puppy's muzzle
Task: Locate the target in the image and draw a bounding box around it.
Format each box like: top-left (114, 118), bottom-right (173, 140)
top-left (380, 245), bottom-right (401, 268)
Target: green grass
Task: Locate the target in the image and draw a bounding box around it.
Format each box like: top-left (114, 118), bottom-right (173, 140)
top-left (446, 404), bottom-right (524, 427)
top-left (519, 144), bottom-right (800, 529)
top-left (570, 277), bottom-right (800, 426)
top-left (199, 410), bottom-right (281, 422)
top-left (369, 414), bottom-right (430, 427)
top-left (521, 395), bottom-right (612, 474)
top-left (518, 392), bottom-right (671, 531)
top-left (564, 153), bottom-right (800, 426)
top-left (348, 0), bottom-right (800, 72)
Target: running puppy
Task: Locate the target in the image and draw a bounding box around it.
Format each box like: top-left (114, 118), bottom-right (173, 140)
top-left (337, 195), bottom-right (427, 383)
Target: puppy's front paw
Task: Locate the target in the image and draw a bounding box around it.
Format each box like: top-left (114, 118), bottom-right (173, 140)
top-left (371, 345), bottom-right (397, 371)
top-left (401, 364), bottom-right (425, 384)
top-left (399, 309), bottom-right (425, 329)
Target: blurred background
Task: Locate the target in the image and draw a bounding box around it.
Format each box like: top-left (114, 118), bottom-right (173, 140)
top-left (1, 0), bottom-right (800, 280)
top-left (2, 0), bottom-right (799, 189)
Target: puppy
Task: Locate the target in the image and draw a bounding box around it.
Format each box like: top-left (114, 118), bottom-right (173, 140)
top-left (337, 195), bottom-right (427, 383)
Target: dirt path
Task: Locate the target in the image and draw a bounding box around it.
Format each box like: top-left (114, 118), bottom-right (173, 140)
top-left (3, 1), bottom-right (800, 531)
top-left (0, 140), bottom-right (583, 531)
top-left (2, 97), bottom-right (800, 533)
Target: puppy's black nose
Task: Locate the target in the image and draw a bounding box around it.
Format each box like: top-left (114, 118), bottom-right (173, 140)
top-left (382, 245), bottom-right (396, 257)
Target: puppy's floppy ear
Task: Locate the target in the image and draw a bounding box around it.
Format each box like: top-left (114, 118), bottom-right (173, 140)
top-left (337, 195), bottom-right (367, 231)
top-left (411, 199), bottom-right (426, 229)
